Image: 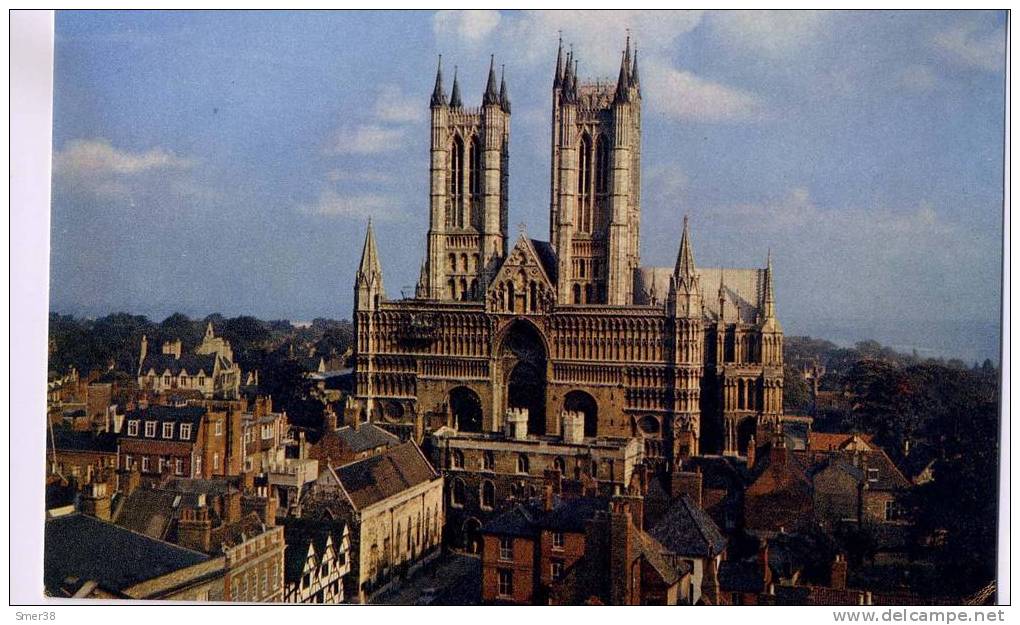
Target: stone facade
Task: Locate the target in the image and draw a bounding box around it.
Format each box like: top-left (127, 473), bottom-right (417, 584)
top-left (350, 39), bottom-right (784, 462)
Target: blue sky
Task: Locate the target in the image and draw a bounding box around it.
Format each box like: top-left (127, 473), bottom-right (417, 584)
top-left (50, 10), bottom-right (1005, 361)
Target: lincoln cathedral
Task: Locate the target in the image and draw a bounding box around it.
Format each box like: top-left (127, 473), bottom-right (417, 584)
top-left (350, 38), bottom-right (784, 466)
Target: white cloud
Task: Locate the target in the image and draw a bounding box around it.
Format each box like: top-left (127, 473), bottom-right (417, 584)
top-left (298, 190), bottom-right (404, 220)
top-left (650, 63), bottom-right (765, 123)
top-left (433, 10), bottom-right (501, 45)
top-left (55, 138), bottom-right (193, 177)
top-left (709, 11), bottom-right (828, 60)
top-left (933, 20), bottom-right (1005, 72)
top-left (373, 85), bottom-right (424, 124)
top-left (53, 138), bottom-right (196, 199)
top-left (329, 124), bottom-right (406, 155)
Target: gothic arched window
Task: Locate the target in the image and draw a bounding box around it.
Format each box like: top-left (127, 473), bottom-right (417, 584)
top-left (450, 136), bottom-right (465, 228)
top-left (594, 135), bottom-right (610, 230)
top-left (469, 136), bottom-right (482, 227)
top-left (577, 133), bottom-right (593, 233)
top-left (572, 283), bottom-right (581, 304)
top-left (480, 480), bottom-right (495, 509)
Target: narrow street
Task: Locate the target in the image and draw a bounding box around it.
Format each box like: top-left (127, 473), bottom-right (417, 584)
top-left (370, 552), bottom-right (481, 606)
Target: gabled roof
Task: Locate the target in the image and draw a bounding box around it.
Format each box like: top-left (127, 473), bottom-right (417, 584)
top-left (489, 235), bottom-right (557, 294)
top-left (333, 442), bottom-right (438, 511)
top-left (45, 513), bottom-right (210, 596)
top-left (649, 495), bottom-right (727, 558)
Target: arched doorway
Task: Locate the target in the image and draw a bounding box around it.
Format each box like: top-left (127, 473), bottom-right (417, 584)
top-left (501, 321), bottom-right (547, 435)
top-left (449, 386), bottom-right (483, 432)
top-left (564, 390), bottom-right (599, 437)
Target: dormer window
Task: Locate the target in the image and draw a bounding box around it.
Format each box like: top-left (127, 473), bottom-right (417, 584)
top-left (144, 421), bottom-right (157, 437)
top-left (867, 468), bottom-right (879, 482)
top-left (180, 423), bottom-right (192, 440)
top-left (198, 375), bottom-right (206, 386)
top-left (127, 420), bottom-right (139, 436)
top-left (163, 375), bottom-right (171, 385)
top-left (162, 422), bottom-right (174, 439)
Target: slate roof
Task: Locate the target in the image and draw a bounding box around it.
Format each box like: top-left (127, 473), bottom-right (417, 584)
top-left (140, 353), bottom-right (217, 377)
top-left (45, 513), bottom-right (210, 596)
top-left (335, 423), bottom-right (400, 453)
top-left (122, 405), bottom-right (207, 441)
top-left (543, 496), bottom-right (609, 532)
top-left (530, 239), bottom-right (559, 284)
top-left (47, 428), bottom-right (118, 454)
top-left (113, 489), bottom-right (183, 539)
top-left (636, 531), bottom-right (688, 585)
top-left (334, 442), bottom-right (439, 510)
top-left (481, 503), bottom-right (542, 538)
top-left (649, 495), bottom-right (727, 558)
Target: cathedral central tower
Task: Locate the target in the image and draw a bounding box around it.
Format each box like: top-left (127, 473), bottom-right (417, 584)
top-left (549, 39), bottom-right (642, 306)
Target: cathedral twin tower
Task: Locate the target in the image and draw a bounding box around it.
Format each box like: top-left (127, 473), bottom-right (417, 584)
top-left (354, 37), bottom-right (784, 461)
top-left (415, 40), bottom-right (641, 306)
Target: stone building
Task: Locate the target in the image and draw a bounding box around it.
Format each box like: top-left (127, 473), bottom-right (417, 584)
top-left (137, 323), bottom-right (241, 399)
top-left (349, 38), bottom-right (783, 465)
top-left (429, 416), bottom-right (642, 551)
top-left (298, 441), bottom-right (444, 603)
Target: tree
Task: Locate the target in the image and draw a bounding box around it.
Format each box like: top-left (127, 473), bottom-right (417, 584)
top-left (783, 363), bottom-right (812, 414)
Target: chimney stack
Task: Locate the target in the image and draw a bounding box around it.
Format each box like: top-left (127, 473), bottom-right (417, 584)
top-left (746, 435), bottom-right (756, 469)
top-left (830, 553), bottom-right (848, 590)
top-left (177, 497), bottom-right (213, 553)
top-left (80, 482), bottom-right (112, 521)
top-left (671, 468), bottom-right (703, 506)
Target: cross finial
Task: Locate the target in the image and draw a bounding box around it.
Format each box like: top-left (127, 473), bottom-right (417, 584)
top-left (517, 222), bottom-right (527, 236)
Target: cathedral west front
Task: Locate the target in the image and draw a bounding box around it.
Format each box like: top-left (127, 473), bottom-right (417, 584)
top-left (350, 38), bottom-right (784, 465)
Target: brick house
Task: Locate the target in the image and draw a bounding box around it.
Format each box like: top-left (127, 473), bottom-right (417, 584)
top-left (118, 404), bottom-right (245, 484)
top-left (648, 494), bottom-right (728, 604)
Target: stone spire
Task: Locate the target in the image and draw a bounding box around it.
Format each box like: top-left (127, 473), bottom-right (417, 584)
top-left (356, 218), bottom-right (383, 290)
top-left (430, 55), bottom-right (447, 108)
top-left (718, 269), bottom-right (727, 322)
top-left (614, 49), bottom-right (631, 103)
top-left (674, 215), bottom-right (697, 280)
top-left (483, 55), bottom-right (500, 106)
top-left (553, 35), bottom-right (564, 88)
top-left (561, 50), bottom-right (575, 103)
top-left (761, 250), bottom-right (779, 328)
top-left (670, 215), bottom-right (702, 317)
top-left (499, 64), bottom-right (511, 113)
top-left (450, 66), bottom-right (462, 108)
top-left (631, 49), bottom-right (641, 94)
